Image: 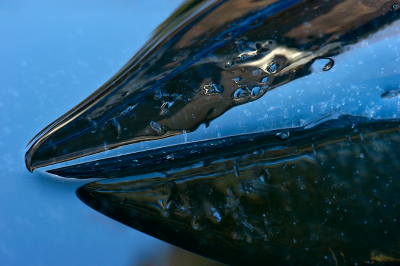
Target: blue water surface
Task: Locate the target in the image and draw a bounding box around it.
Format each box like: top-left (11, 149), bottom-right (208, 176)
top-left (0, 1), bottom-right (185, 265)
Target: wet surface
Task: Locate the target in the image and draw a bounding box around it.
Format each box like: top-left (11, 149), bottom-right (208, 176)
top-left (26, 0), bottom-right (400, 171)
top-left (22, 0), bottom-right (400, 265)
top-left (77, 118), bottom-right (400, 265)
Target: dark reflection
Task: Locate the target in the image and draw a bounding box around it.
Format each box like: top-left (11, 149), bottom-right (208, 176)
top-left (77, 117), bottom-right (400, 265)
top-left (47, 114), bottom-right (376, 179)
top-left (25, 0), bottom-right (400, 171)
top-left (139, 245), bottom-right (225, 266)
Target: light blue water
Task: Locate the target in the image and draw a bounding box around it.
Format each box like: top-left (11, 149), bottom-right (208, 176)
top-left (0, 1), bottom-right (184, 265)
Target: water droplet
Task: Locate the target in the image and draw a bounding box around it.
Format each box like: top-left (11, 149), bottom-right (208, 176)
top-left (225, 61), bottom-right (234, 68)
top-left (266, 62), bottom-right (278, 73)
top-left (236, 54), bottom-right (249, 61)
top-left (276, 132), bottom-right (290, 140)
top-left (150, 121), bottom-right (162, 134)
top-left (251, 86), bottom-right (261, 97)
top-left (322, 58), bottom-right (334, 71)
top-left (261, 76), bottom-right (269, 83)
top-left (233, 88), bottom-right (245, 99)
top-left (226, 186), bottom-right (235, 197)
top-left (161, 101), bottom-right (173, 110)
top-left (154, 91), bottom-right (162, 100)
top-left (160, 101), bottom-right (174, 115)
top-left (203, 82), bottom-right (223, 95)
top-left (121, 102), bottom-right (139, 115)
top-left (166, 154), bottom-right (174, 160)
top-left (233, 77), bottom-right (242, 83)
top-left (213, 211), bottom-right (222, 222)
top-left (312, 58), bottom-right (334, 72)
top-left (359, 153), bottom-right (366, 160)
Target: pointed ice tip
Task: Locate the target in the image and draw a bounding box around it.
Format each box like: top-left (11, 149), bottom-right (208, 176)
top-left (24, 0), bottom-right (400, 173)
top-left (24, 153), bottom-right (34, 173)
top-left (23, 0), bottom-right (218, 172)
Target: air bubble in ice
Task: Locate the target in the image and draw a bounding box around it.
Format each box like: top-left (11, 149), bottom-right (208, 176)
top-left (261, 76), bottom-right (269, 83)
top-left (234, 88), bottom-right (245, 99)
top-left (251, 86), bottom-right (260, 97)
top-left (121, 103), bottom-right (139, 115)
top-left (150, 121), bottom-right (162, 134)
top-left (266, 62), bottom-right (277, 73)
top-left (276, 131), bottom-right (290, 140)
top-left (203, 82), bottom-right (223, 95)
top-left (225, 61), bottom-right (234, 68)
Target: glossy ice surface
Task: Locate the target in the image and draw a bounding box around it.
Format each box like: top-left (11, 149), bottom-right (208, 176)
top-left (78, 118), bottom-right (400, 265)
top-left (22, 0), bottom-right (400, 265)
top-left (26, 0), bottom-right (400, 172)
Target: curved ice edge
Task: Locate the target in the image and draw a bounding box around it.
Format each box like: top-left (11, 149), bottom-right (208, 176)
top-left (46, 114), bottom-right (395, 179)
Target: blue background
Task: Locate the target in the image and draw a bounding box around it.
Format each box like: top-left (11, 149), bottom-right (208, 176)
top-left (0, 1), bottom-right (208, 265)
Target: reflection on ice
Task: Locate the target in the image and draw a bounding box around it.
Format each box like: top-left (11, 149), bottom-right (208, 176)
top-left (77, 118), bottom-right (400, 265)
top-left (25, 0), bottom-right (400, 172)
